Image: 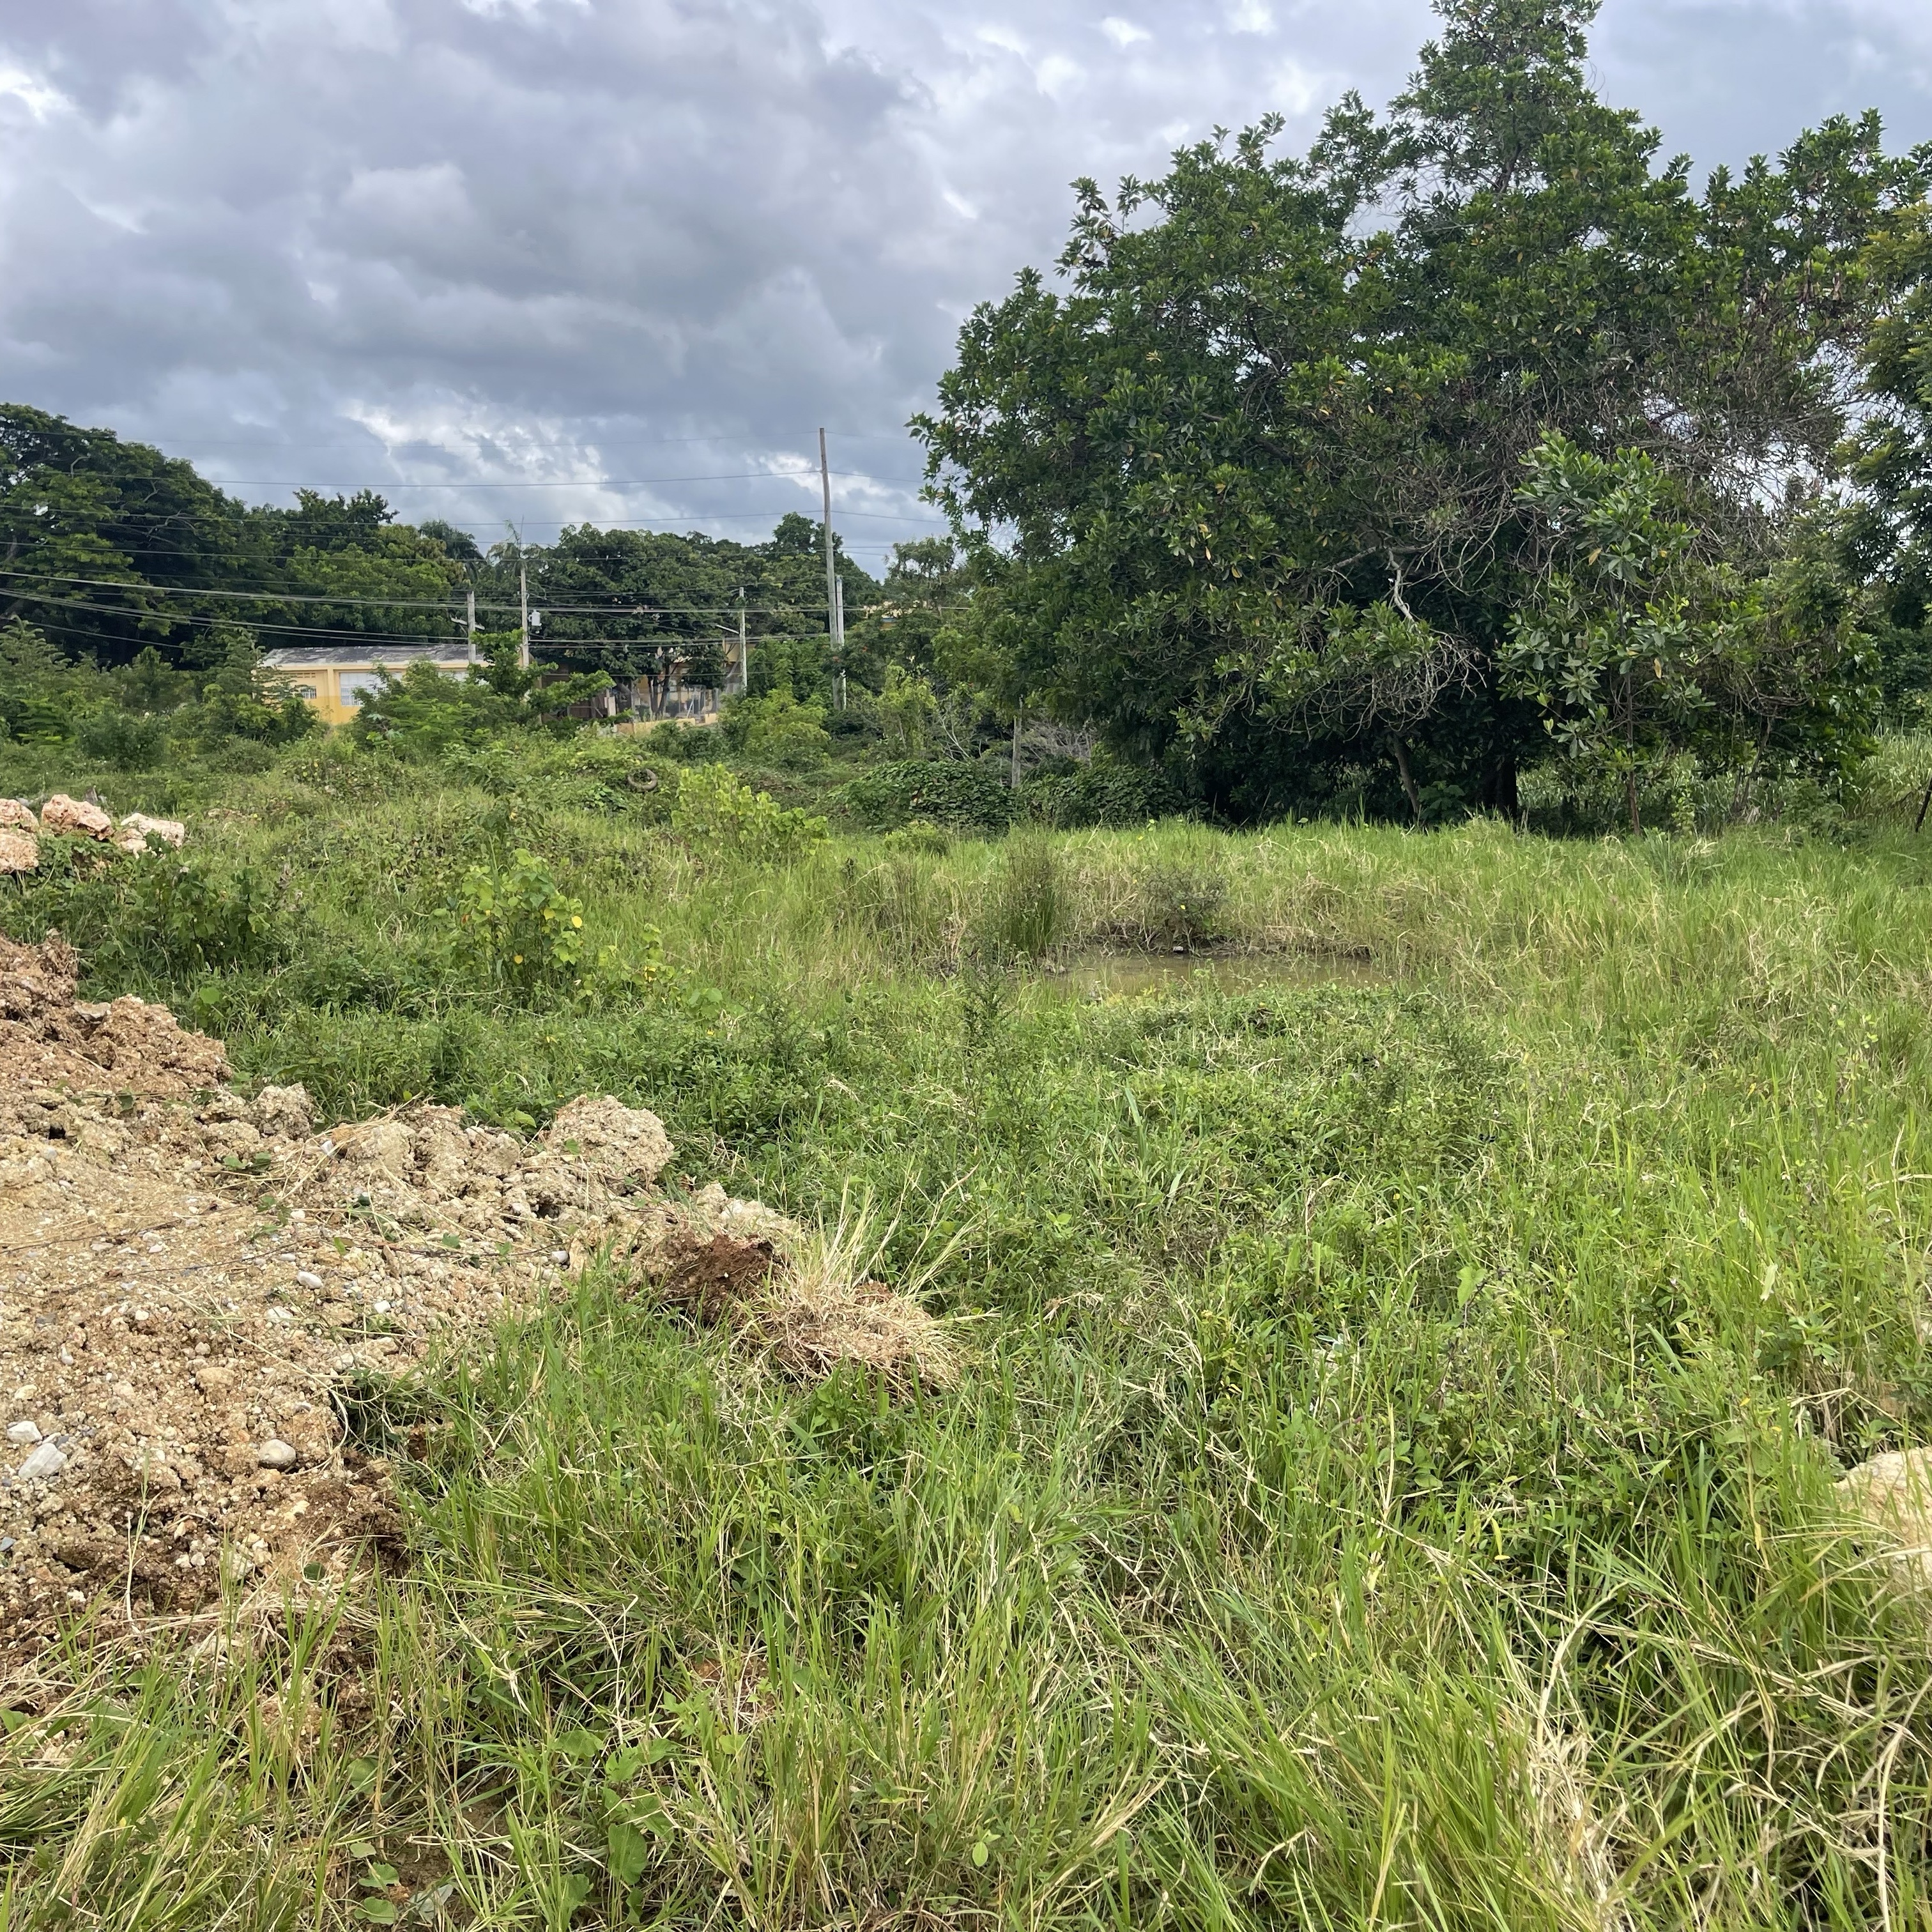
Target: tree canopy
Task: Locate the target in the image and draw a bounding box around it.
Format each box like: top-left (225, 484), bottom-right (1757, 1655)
top-left (917, 0), bottom-right (1931, 821)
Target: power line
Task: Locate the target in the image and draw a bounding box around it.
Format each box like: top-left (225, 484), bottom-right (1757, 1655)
top-left (0, 567), bottom-right (857, 617)
top-left (0, 504), bottom-right (951, 532)
top-left (1, 585), bottom-right (878, 645)
top-left (141, 428), bottom-right (924, 451)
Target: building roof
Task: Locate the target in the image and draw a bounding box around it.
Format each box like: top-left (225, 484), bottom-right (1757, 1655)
top-left (261, 644), bottom-right (475, 670)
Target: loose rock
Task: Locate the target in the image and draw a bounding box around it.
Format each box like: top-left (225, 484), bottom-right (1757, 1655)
top-left (1837, 1448), bottom-right (1932, 1592)
top-left (18, 1442), bottom-right (67, 1482)
top-left (39, 794), bottom-right (114, 840)
top-left (253, 1084), bottom-right (314, 1141)
top-left (114, 813), bottom-right (186, 853)
top-left (0, 801), bottom-right (38, 833)
top-left (256, 1440), bottom-right (300, 1473)
top-left (6, 1421), bottom-right (40, 1445)
top-left (0, 831), bottom-right (37, 875)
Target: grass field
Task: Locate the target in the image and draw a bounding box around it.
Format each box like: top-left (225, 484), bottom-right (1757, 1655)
top-left (4, 745), bottom-right (1932, 1928)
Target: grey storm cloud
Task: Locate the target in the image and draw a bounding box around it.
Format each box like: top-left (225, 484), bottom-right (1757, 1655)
top-left (0, 0), bottom-right (1927, 569)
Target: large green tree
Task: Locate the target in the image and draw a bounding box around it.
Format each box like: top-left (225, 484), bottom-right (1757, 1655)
top-left (1846, 201), bottom-right (1932, 720)
top-left (919, 0), bottom-right (1925, 820)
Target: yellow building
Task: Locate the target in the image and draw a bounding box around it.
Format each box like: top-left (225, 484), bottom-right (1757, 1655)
top-left (261, 645), bottom-right (477, 728)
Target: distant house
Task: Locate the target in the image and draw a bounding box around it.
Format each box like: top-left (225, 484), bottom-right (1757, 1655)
top-left (264, 634), bottom-right (747, 730)
top-left (261, 644), bottom-right (476, 728)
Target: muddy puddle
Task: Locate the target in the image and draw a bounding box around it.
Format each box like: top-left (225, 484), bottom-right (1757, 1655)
top-left (1042, 948), bottom-right (1385, 1000)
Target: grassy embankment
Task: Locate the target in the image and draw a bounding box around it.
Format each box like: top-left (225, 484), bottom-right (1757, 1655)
top-left (3, 746), bottom-right (1932, 1928)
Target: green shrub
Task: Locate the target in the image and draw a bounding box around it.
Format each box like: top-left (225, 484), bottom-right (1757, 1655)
top-left (642, 719), bottom-right (724, 763)
top-left (883, 820), bottom-right (950, 855)
top-left (841, 759), bottom-right (1015, 832)
top-left (76, 707), bottom-right (170, 769)
top-left (443, 847), bottom-right (661, 1000)
top-left (1138, 854), bottom-right (1229, 949)
top-left (180, 634), bottom-right (318, 747)
top-left (670, 763), bottom-right (827, 862)
top-left (355, 661), bottom-right (519, 756)
top-left (1021, 756), bottom-right (1184, 829)
top-left (102, 854), bottom-right (282, 981)
top-left (723, 689), bottom-right (832, 767)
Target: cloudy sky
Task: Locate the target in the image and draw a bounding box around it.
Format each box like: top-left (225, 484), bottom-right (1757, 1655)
top-left (0, 0), bottom-right (1927, 572)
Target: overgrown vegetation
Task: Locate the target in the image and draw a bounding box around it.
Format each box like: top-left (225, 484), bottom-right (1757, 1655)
top-left (4, 730), bottom-right (1932, 1924)
top-left (9, 1), bottom-right (1932, 1920)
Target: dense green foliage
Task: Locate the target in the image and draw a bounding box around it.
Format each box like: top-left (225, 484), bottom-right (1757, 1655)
top-left (4, 733), bottom-right (1932, 1924)
top-left (917, 0), bottom-right (1931, 822)
top-left (0, 405), bottom-right (468, 664)
top-left (1848, 201), bottom-right (1932, 723)
top-left (842, 755), bottom-right (1183, 832)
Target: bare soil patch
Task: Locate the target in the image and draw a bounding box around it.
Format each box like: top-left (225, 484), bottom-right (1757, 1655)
top-left (0, 937), bottom-right (953, 1678)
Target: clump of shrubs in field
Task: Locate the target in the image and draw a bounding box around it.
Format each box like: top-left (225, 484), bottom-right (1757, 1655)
top-left (840, 754), bottom-right (1183, 834)
top-left (0, 624), bottom-right (316, 777)
top-left (669, 764), bottom-right (827, 862)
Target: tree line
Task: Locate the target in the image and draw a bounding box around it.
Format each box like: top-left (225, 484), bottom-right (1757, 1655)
top-left (9, 0), bottom-right (1932, 825)
top-left (0, 404), bottom-right (880, 738)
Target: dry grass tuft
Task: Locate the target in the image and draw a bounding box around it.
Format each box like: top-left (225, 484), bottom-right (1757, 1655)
top-left (744, 1190), bottom-right (963, 1391)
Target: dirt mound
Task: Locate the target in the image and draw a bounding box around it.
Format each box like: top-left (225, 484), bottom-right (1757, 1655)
top-left (659, 1234), bottom-right (779, 1322)
top-left (0, 935), bottom-right (230, 1105)
top-left (0, 951), bottom-right (956, 1675)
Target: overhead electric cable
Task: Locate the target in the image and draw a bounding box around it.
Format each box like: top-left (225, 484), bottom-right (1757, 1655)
top-left (0, 567), bottom-right (855, 617)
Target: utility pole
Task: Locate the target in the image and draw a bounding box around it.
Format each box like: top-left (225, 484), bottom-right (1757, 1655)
top-left (834, 576), bottom-right (847, 710)
top-left (466, 586), bottom-right (477, 663)
top-left (1011, 707), bottom-right (1022, 790)
top-left (518, 562), bottom-right (531, 671)
top-left (738, 586), bottom-right (748, 696)
top-left (820, 426), bottom-right (844, 707)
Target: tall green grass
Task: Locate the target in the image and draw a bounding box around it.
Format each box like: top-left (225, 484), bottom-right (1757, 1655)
top-left (4, 760), bottom-right (1932, 1926)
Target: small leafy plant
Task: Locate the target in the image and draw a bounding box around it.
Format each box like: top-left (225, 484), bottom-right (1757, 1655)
top-left (443, 846), bottom-right (660, 1000)
top-left (670, 763), bottom-right (827, 862)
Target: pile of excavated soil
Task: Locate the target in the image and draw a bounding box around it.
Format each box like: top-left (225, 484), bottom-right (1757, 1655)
top-left (0, 933), bottom-right (962, 1676)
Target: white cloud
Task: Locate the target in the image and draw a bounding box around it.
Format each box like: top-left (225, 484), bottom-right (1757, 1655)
top-left (1037, 53), bottom-right (1085, 96)
top-left (0, 64), bottom-right (70, 121)
top-left (974, 24), bottom-right (1031, 57)
top-left (1101, 17), bottom-right (1152, 47)
top-left (1228, 0), bottom-right (1273, 32)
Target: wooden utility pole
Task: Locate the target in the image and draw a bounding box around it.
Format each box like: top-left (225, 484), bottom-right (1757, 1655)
top-left (518, 562), bottom-right (531, 671)
top-left (738, 586), bottom-right (748, 696)
top-left (466, 586), bottom-right (477, 662)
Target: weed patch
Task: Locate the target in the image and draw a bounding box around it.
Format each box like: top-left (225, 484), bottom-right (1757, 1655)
top-left (8, 763), bottom-right (1932, 1925)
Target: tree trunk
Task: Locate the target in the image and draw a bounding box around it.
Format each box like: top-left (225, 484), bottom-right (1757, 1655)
top-left (1390, 733), bottom-right (1424, 826)
top-left (1487, 751), bottom-right (1520, 823)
